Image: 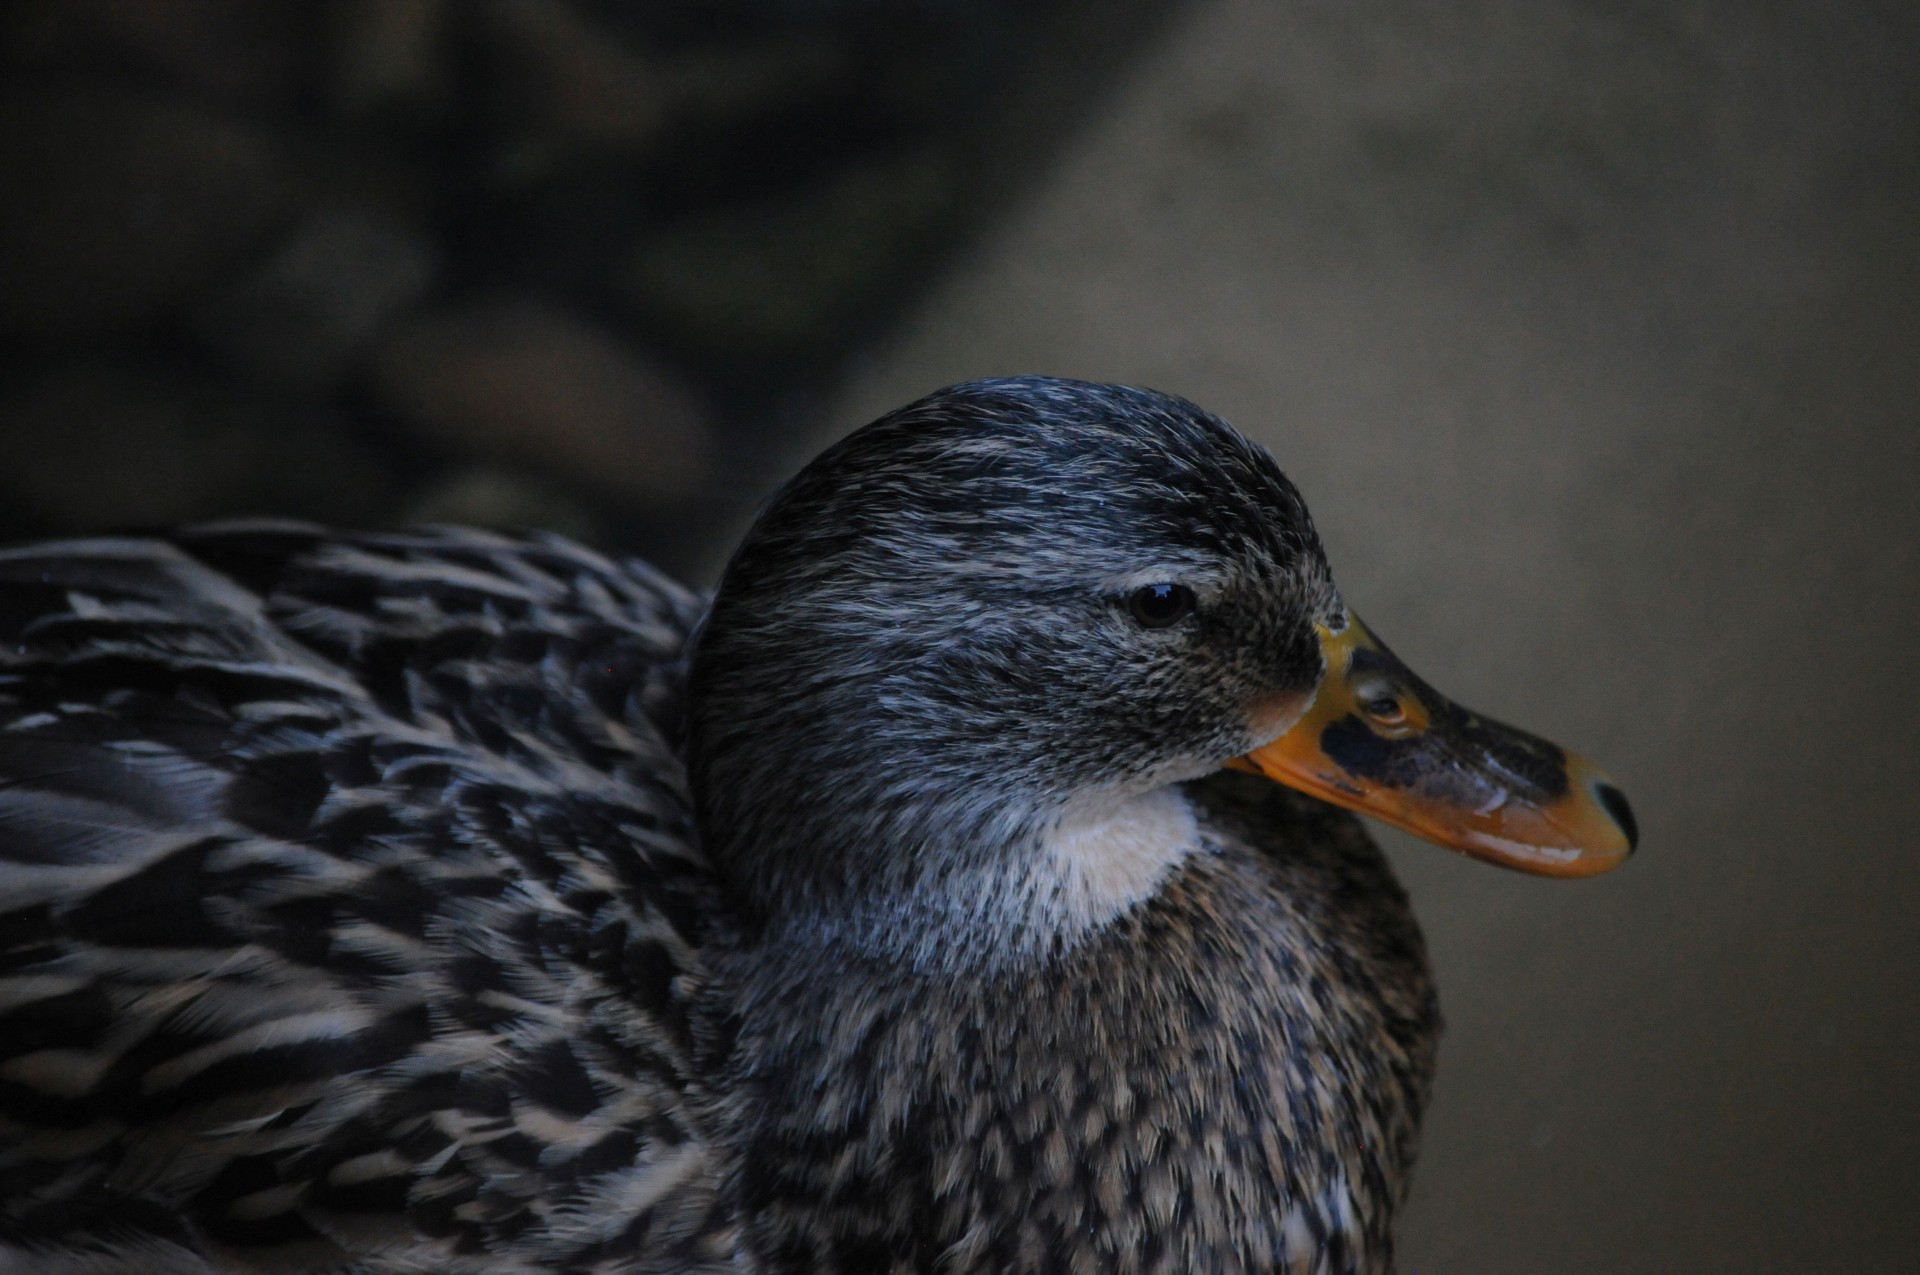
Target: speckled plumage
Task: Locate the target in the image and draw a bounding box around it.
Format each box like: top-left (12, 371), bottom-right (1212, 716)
top-left (723, 778), bottom-right (1432, 1274)
top-left (0, 379), bottom-right (1441, 1273)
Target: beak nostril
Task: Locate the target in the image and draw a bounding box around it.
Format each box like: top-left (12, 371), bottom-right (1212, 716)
top-left (1593, 782), bottom-right (1638, 853)
top-left (1362, 696), bottom-right (1404, 724)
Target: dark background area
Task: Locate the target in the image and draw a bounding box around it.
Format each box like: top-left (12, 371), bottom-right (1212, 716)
top-left (2, 3), bottom-right (1917, 1272)
top-left (0, 0), bottom-right (1171, 574)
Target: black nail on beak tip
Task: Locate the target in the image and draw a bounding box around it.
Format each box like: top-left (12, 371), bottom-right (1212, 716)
top-left (1594, 782), bottom-right (1638, 853)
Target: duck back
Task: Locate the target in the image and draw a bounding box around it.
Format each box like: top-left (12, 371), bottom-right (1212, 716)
top-left (0, 524), bottom-right (744, 1273)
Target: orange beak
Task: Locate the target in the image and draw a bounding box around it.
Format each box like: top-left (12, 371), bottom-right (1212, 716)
top-left (1231, 614), bottom-right (1635, 877)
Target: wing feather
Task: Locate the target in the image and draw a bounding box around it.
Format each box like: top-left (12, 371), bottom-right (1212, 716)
top-left (0, 525), bottom-right (748, 1273)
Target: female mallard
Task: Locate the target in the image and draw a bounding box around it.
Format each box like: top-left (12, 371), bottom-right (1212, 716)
top-left (0, 378), bottom-right (1632, 1274)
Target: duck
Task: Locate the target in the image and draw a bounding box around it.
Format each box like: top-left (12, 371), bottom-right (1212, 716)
top-left (0, 377), bottom-right (1634, 1274)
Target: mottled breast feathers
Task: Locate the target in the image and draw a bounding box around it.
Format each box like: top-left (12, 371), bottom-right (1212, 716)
top-left (0, 524), bottom-right (742, 1274)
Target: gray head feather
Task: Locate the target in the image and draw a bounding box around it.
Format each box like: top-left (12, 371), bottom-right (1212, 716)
top-left (688, 377), bottom-right (1343, 961)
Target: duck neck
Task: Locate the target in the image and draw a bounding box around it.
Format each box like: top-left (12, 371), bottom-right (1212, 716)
top-left (714, 779), bottom-right (1438, 1275)
top-left (729, 781), bottom-right (1207, 976)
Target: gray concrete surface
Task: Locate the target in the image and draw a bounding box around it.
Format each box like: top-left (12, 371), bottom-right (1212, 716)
top-left (798, 3), bottom-right (1919, 1271)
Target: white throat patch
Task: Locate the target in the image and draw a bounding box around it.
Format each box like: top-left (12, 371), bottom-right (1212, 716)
top-left (1031, 785), bottom-right (1202, 942)
top-left (820, 783), bottom-right (1210, 972)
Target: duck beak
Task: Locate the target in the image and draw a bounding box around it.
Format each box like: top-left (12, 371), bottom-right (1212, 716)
top-left (1230, 614), bottom-right (1636, 877)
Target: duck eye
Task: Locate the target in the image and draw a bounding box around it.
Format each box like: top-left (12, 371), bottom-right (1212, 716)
top-left (1127, 583), bottom-right (1196, 629)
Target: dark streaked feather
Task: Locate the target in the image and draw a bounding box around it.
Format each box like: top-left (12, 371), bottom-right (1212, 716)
top-left (0, 524), bottom-right (746, 1274)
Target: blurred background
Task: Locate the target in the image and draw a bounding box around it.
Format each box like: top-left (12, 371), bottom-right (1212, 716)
top-left (0, 0), bottom-right (1173, 574)
top-left (1, 1), bottom-right (1915, 1272)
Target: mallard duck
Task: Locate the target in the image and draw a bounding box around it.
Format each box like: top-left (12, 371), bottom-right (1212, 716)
top-left (0, 377), bottom-right (1633, 1274)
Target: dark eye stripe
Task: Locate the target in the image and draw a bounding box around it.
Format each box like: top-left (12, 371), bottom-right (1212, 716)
top-left (1128, 583), bottom-right (1195, 628)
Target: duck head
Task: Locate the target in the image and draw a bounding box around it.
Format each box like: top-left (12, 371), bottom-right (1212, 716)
top-left (688, 377), bottom-right (1633, 963)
